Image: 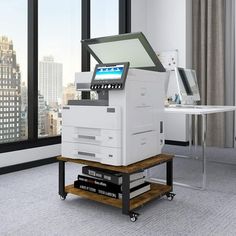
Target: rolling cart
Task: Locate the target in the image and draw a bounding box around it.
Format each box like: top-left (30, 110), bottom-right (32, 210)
top-left (58, 154), bottom-right (175, 222)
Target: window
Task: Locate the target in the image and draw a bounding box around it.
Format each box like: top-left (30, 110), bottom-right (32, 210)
top-left (38, 0), bottom-right (81, 137)
top-left (0, 0), bottom-right (27, 144)
top-left (91, 0), bottom-right (119, 38)
top-left (90, 0), bottom-right (119, 70)
top-left (0, 0), bottom-right (131, 153)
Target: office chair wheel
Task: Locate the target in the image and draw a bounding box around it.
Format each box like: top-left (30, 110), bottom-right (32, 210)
top-left (129, 212), bottom-right (139, 222)
top-left (60, 194), bottom-right (67, 200)
top-left (166, 192), bottom-right (175, 201)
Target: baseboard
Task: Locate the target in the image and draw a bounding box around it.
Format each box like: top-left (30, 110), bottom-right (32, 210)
top-left (0, 156), bottom-right (58, 175)
top-left (165, 140), bottom-right (189, 146)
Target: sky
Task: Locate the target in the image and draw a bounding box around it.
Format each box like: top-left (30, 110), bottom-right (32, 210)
top-left (0, 0), bottom-right (27, 84)
top-left (0, 0), bottom-right (119, 87)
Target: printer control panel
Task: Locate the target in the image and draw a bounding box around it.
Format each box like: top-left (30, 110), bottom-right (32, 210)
top-left (90, 62), bottom-right (129, 91)
top-left (90, 83), bottom-right (123, 90)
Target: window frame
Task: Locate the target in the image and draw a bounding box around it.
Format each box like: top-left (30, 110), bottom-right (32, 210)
top-left (0, 0), bottom-right (131, 153)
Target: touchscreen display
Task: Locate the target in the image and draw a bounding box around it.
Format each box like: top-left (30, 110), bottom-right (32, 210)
top-left (94, 65), bottom-right (124, 80)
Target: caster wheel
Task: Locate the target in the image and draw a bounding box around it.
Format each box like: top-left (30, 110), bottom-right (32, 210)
top-left (167, 196), bottom-right (173, 201)
top-left (129, 212), bottom-right (139, 222)
top-left (166, 192), bottom-right (175, 201)
top-left (130, 216), bottom-right (137, 222)
top-left (60, 195), bottom-right (67, 200)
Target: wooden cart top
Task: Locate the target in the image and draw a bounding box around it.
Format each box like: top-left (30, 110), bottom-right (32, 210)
top-left (57, 153), bottom-right (173, 173)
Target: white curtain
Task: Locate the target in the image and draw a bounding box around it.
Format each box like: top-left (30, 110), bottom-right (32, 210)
top-left (193, 0), bottom-right (226, 147)
top-left (193, 0), bottom-right (235, 147)
top-left (225, 0), bottom-right (235, 147)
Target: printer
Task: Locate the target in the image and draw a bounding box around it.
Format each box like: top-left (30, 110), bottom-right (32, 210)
top-left (62, 32), bottom-right (168, 166)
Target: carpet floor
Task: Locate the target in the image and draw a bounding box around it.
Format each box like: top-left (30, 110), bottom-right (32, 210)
top-left (0, 146), bottom-right (236, 236)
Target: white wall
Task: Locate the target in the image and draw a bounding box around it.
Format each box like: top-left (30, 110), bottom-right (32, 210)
top-left (132, 0), bottom-right (192, 67)
top-left (131, 0), bottom-right (192, 96)
top-left (131, 0), bottom-right (147, 35)
top-left (0, 144), bottom-right (61, 168)
top-left (186, 0), bottom-right (192, 68)
top-left (131, 0), bottom-right (192, 142)
top-left (146, 0), bottom-right (191, 67)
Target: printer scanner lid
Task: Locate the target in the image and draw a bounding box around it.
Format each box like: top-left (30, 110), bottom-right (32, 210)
top-left (81, 32), bottom-right (165, 72)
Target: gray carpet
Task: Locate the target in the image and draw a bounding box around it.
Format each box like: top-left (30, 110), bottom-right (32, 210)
top-left (0, 145), bottom-right (236, 236)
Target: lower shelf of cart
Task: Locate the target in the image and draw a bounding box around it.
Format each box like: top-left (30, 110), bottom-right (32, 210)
top-left (65, 183), bottom-right (172, 211)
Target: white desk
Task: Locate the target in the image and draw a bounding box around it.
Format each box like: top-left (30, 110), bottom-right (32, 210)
top-left (163, 105), bottom-right (236, 190)
top-left (165, 105), bottom-right (236, 115)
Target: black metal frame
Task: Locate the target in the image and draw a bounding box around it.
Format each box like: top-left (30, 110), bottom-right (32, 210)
top-left (28, 0), bottom-right (38, 141)
top-left (166, 160), bottom-right (173, 186)
top-left (58, 158), bottom-right (174, 218)
top-left (121, 160), bottom-right (174, 216)
top-left (82, 0), bottom-right (90, 72)
top-left (58, 160), bottom-right (67, 199)
top-left (119, 0), bottom-right (131, 34)
top-left (0, 0), bottom-right (131, 155)
top-left (122, 173), bottom-right (130, 214)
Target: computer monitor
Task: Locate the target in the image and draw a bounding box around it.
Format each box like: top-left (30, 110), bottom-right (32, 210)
top-left (175, 67), bottom-right (200, 104)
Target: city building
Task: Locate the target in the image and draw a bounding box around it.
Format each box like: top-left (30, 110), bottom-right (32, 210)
top-left (46, 109), bottom-right (61, 136)
top-left (38, 92), bottom-right (48, 137)
top-left (20, 81), bottom-right (27, 108)
top-left (62, 83), bottom-right (76, 106)
top-left (38, 56), bottom-right (63, 108)
top-left (0, 36), bottom-right (21, 143)
top-left (20, 109), bottom-right (27, 140)
top-left (20, 82), bottom-right (27, 139)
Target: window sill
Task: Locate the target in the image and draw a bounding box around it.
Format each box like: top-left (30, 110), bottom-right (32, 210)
top-left (0, 136), bottom-right (61, 153)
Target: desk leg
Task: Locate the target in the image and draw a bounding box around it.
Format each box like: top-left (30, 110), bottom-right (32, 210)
top-left (202, 114), bottom-right (207, 190)
top-left (59, 160), bottom-right (67, 199)
top-left (153, 114), bottom-right (206, 190)
top-left (122, 173), bottom-right (130, 215)
top-left (194, 115), bottom-right (198, 152)
top-left (188, 114), bottom-right (192, 152)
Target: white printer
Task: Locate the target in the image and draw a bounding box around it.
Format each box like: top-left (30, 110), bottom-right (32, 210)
top-left (62, 32), bottom-right (168, 166)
